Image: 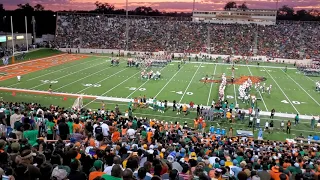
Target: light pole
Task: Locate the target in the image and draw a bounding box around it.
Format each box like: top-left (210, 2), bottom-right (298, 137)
top-left (3, 16), bottom-right (7, 48)
top-left (125, 0), bottom-right (129, 52)
top-left (193, 0), bottom-right (196, 12)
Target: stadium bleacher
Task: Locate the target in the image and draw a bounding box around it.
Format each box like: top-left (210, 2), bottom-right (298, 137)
top-left (1, 12), bottom-right (320, 180)
top-left (56, 14), bottom-right (320, 59)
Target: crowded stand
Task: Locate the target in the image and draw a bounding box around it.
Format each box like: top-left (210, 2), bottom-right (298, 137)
top-left (56, 14), bottom-right (320, 59)
top-left (1, 100), bottom-right (320, 180)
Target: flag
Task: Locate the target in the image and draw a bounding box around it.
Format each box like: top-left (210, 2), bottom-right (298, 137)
top-left (2, 57), bottom-right (9, 66)
top-left (12, 92), bottom-right (16, 96)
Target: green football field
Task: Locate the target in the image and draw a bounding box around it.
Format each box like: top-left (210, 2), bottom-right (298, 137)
top-left (1, 55), bottom-right (319, 115)
top-left (1, 53), bottom-right (320, 141)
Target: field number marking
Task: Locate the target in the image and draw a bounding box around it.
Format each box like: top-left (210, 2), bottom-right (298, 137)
top-left (281, 100), bottom-right (306, 105)
top-left (127, 87), bottom-right (146, 91)
top-left (41, 80), bottom-right (58, 84)
top-left (227, 95), bottom-right (234, 99)
top-left (260, 69), bottom-right (273, 72)
top-left (83, 84), bottom-right (101, 87)
top-left (171, 91), bottom-right (193, 95)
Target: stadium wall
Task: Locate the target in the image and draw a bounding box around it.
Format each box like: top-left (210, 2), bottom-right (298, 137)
top-left (58, 48), bottom-right (313, 65)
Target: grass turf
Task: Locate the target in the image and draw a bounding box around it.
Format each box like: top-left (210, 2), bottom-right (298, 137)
top-left (0, 52), bottom-right (320, 141)
top-left (0, 90), bottom-right (319, 141)
top-left (1, 56), bottom-right (319, 115)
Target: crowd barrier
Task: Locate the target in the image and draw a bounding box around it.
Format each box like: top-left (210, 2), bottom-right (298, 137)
top-left (58, 48), bottom-right (313, 65)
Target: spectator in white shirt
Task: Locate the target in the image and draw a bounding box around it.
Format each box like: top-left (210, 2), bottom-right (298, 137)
top-left (104, 156), bottom-right (123, 175)
top-left (127, 128), bottom-right (136, 139)
top-left (101, 121), bottom-right (109, 137)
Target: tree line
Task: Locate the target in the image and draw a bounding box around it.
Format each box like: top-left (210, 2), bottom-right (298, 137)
top-left (0, 2), bottom-right (319, 36)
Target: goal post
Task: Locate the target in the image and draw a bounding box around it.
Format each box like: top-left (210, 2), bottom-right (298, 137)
top-left (72, 96), bottom-right (83, 110)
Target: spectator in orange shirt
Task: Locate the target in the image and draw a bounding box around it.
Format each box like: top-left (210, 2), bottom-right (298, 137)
top-left (73, 119), bottom-right (81, 133)
top-left (112, 129), bottom-right (120, 143)
top-left (89, 160), bottom-right (105, 180)
top-left (194, 118), bottom-right (198, 129)
top-left (147, 129), bottom-right (153, 143)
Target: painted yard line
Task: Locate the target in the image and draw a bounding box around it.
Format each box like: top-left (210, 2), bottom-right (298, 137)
top-left (179, 63), bottom-right (202, 103)
top-left (30, 58), bottom-right (107, 90)
top-left (247, 66), bottom-right (268, 111)
top-left (0, 87), bottom-right (316, 119)
top-left (83, 71), bottom-right (141, 107)
top-left (6, 57), bottom-right (99, 88)
top-left (154, 66), bottom-right (184, 98)
top-left (55, 62), bottom-right (123, 91)
top-left (233, 83), bottom-right (238, 105)
top-left (0, 53), bottom-right (66, 70)
top-left (264, 67), bottom-right (300, 114)
top-left (284, 71), bottom-right (320, 106)
top-left (126, 66), bottom-right (167, 99)
top-left (100, 71), bottom-right (140, 96)
top-left (171, 61), bottom-right (297, 69)
top-left (26, 58), bottom-right (99, 81)
top-left (207, 64), bottom-right (217, 106)
top-left (76, 67), bottom-right (128, 94)
top-left (305, 75), bottom-right (315, 82)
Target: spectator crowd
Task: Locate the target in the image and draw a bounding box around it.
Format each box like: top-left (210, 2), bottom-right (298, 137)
top-left (1, 100), bottom-right (320, 180)
top-left (55, 14), bottom-right (320, 59)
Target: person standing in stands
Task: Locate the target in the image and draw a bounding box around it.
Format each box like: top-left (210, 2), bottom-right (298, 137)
top-left (89, 160), bottom-right (105, 180)
top-left (58, 118), bottom-right (69, 140)
top-left (23, 123), bottom-right (38, 145)
top-left (45, 116), bottom-right (55, 140)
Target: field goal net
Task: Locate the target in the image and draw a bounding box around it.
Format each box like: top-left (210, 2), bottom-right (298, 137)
top-left (72, 96), bottom-right (83, 110)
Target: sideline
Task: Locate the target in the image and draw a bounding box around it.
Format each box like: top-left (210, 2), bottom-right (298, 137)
top-left (0, 87), bottom-right (315, 120)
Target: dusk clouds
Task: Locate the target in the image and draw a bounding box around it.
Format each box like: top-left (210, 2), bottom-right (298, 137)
top-left (2, 0), bottom-right (320, 11)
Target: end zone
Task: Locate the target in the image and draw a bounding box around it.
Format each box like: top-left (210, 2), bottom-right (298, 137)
top-left (0, 54), bottom-right (88, 81)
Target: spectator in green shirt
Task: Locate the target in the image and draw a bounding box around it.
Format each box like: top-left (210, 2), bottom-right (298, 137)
top-left (46, 116), bottom-right (55, 140)
top-left (67, 119), bottom-right (74, 135)
top-left (23, 123), bottom-right (38, 145)
top-left (141, 130), bottom-right (147, 140)
top-left (311, 117), bottom-right (316, 130)
top-left (295, 114), bottom-right (300, 125)
top-left (132, 119), bottom-right (138, 130)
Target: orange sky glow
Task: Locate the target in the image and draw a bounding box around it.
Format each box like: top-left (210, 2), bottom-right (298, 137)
top-left (2, 0), bottom-right (320, 12)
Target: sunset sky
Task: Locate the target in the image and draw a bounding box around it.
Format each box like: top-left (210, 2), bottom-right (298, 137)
top-left (2, 0), bottom-right (320, 12)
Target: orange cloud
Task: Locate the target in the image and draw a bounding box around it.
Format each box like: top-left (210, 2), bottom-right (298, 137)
top-left (2, 0), bottom-right (320, 11)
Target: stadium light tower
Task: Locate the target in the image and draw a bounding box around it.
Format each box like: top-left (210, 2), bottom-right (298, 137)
top-left (125, 0), bottom-right (129, 51)
top-left (192, 0), bottom-right (196, 12)
top-left (10, 16), bottom-right (15, 64)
